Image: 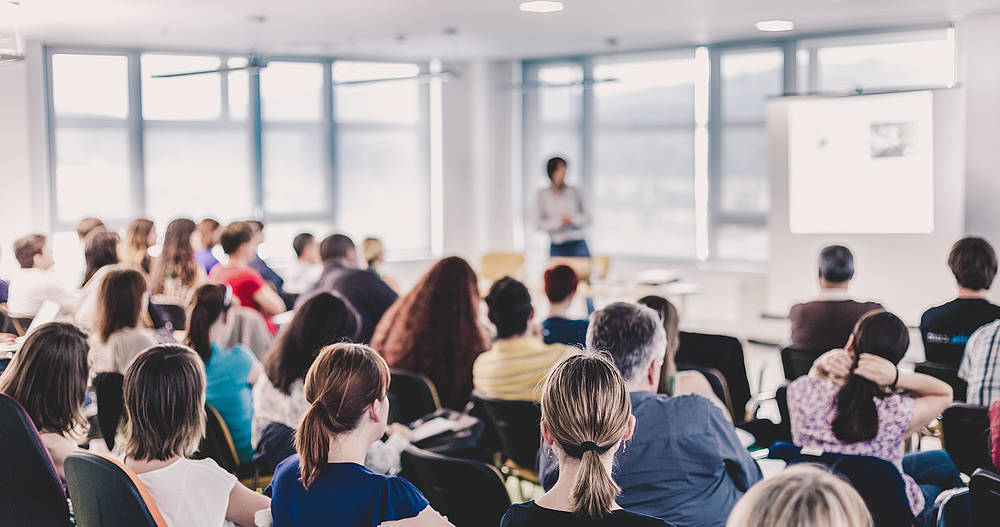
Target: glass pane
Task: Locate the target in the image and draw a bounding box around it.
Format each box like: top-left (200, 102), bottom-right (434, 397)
top-left (228, 57), bottom-right (249, 120)
top-left (336, 128), bottom-right (429, 251)
top-left (537, 64), bottom-right (583, 124)
top-left (817, 39), bottom-right (954, 92)
top-left (594, 56), bottom-right (696, 125)
top-left (720, 125), bottom-right (770, 215)
top-left (591, 129), bottom-right (696, 258)
top-left (721, 49), bottom-right (783, 122)
top-left (714, 224), bottom-right (768, 262)
top-left (52, 54), bottom-right (129, 119)
top-left (263, 127), bottom-right (328, 214)
top-left (334, 61), bottom-right (421, 124)
top-left (141, 54), bottom-right (222, 120)
top-left (54, 127), bottom-right (132, 221)
top-left (144, 128), bottom-right (253, 225)
top-left (259, 221), bottom-right (332, 260)
top-left (796, 48), bottom-right (811, 94)
top-left (260, 62), bottom-right (324, 121)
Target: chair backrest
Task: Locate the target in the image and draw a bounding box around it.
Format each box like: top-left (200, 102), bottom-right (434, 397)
top-left (775, 384), bottom-right (792, 443)
top-left (779, 346), bottom-right (826, 381)
top-left (942, 403), bottom-right (992, 475)
top-left (0, 393), bottom-right (71, 527)
top-left (148, 301), bottom-right (187, 331)
top-left (676, 332), bottom-right (752, 417)
top-left (195, 404), bottom-right (240, 473)
top-left (970, 468), bottom-right (1000, 527)
top-left (675, 364), bottom-right (734, 420)
top-left (388, 370), bottom-right (441, 425)
top-left (473, 395), bottom-right (541, 472)
top-left (64, 451), bottom-right (167, 527)
top-left (915, 361), bottom-right (968, 402)
top-left (94, 371), bottom-right (125, 451)
top-left (400, 446), bottom-right (511, 527)
top-left (480, 252), bottom-right (525, 282)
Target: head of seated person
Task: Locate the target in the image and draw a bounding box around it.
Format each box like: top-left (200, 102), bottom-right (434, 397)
top-left (320, 234), bottom-right (358, 268)
top-left (360, 237), bottom-right (384, 270)
top-left (293, 233), bottom-right (321, 265)
top-left (76, 217), bottom-right (106, 242)
top-left (124, 218), bottom-right (156, 267)
top-left (948, 236), bottom-right (997, 296)
top-left (543, 264), bottom-right (579, 316)
top-left (245, 220), bottom-right (265, 247)
top-left (218, 222), bottom-right (256, 265)
top-left (818, 244), bottom-right (854, 291)
top-left (586, 302), bottom-right (666, 393)
top-left (486, 277), bottom-right (535, 340)
top-left (195, 218), bottom-right (220, 252)
top-left (14, 234), bottom-right (53, 271)
top-left (637, 296), bottom-right (681, 394)
top-left (82, 230), bottom-right (120, 287)
top-left (95, 268), bottom-right (147, 344)
top-left (727, 464), bottom-right (872, 527)
top-left (151, 218), bottom-right (199, 294)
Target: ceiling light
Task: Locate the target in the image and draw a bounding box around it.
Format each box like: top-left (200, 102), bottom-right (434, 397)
top-left (755, 20), bottom-right (795, 32)
top-left (520, 1), bottom-right (564, 13)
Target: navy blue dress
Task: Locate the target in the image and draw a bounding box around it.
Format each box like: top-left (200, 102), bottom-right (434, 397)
top-left (270, 455), bottom-right (429, 527)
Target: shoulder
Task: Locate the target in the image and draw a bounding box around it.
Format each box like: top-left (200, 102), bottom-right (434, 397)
top-left (379, 475), bottom-right (430, 521)
top-left (971, 319), bottom-right (1000, 341)
top-left (614, 509), bottom-right (673, 526)
top-left (176, 457), bottom-right (238, 487)
top-left (272, 454), bottom-right (303, 484)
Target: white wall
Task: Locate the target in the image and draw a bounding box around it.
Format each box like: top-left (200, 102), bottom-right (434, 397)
top-left (961, 12), bottom-right (1000, 247)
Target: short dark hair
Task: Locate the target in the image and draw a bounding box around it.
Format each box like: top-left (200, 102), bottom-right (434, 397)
top-left (544, 265), bottom-right (579, 303)
top-left (293, 233), bottom-right (315, 258)
top-left (819, 245), bottom-right (854, 283)
top-left (196, 219), bottom-right (220, 247)
top-left (320, 234), bottom-right (356, 263)
top-left (96, 268), bottom-right (148, 343)
top-left (82, 230), bottom-right (120, 287)
top-left (948, 237), bottom-right (997, 291)
top-left (218, 222), bottom-right (253, 255)
top-left (485, 277), bottom-right (533, 338)
top-left (587, 302), bottom-right (666, 382)
top-left (14, 234), bottom-right (46, 269)
top-left (546, 156), bottom-right (567, 180)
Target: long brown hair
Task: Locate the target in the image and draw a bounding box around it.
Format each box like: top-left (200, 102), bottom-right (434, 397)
top-left (124, 218), bottom-right (155, 273)
top-left (185, 284), bottom-right (230, 363)
top-left (370, 256), bottom-right (487, 410)
top-left (151, 218), bottom-right (198, 295)
top-left (637, 295), bottom-right (681, 395)
top-left (95, 268), bottom-right (148, 343)
top-left (82, 230), bottom-right (121, 287)
top-left (295, 343), bottom-right (390, 489)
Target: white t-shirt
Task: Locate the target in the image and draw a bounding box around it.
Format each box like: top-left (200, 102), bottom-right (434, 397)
top-left (136, 457), bottom-right (237, 527)
top-left (6, 268), bottom-right (80, 318)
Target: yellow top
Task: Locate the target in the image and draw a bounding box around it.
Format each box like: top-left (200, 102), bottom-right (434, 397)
top-left (472, 337), bottom-right (578, 402)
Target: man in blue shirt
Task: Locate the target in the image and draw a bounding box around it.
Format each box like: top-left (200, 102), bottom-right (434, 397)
top-left (538, 302), bottom-right (762, 527)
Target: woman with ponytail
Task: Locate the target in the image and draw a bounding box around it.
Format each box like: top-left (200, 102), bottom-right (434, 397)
top-left (787, 310), bottom-right (962, 524)
top-left (268, 343), bottom-right (451, 527)
top-left (502, 353), bottom-right (669, 526)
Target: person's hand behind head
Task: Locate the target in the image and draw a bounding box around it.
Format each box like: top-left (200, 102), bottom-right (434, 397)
top-left (814, 349), bottom-right (852, 384)
top-left (853, 353), bottom-right (898, 387)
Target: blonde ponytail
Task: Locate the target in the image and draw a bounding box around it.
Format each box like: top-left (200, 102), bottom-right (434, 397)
top-left (570, 446), bottom-right (622, 518)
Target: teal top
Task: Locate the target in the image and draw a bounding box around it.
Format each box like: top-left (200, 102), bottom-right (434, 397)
top-left (205, 342), bottom-right (256, 463)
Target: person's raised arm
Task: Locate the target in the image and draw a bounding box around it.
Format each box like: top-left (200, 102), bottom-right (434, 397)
top-left (252, 284), bottom-right (286, 317)
top-left (853, 353), bottom-right (952, 436)
top-left (225, 481), bottom-right (271, 527)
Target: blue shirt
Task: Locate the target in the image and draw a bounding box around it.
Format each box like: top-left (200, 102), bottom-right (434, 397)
top-left (542, 317), bottom-right (589, 347)
top-left (204, 343), bottom-right (256, 463)
top-left (195, 248), bottom-right (219, 275)
top-left (270, 456), bottom-right (429, 527)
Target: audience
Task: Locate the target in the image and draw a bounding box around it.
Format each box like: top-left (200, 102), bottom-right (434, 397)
top-left (89, 268), bottom-right (158, 375)
top-left (75, 217), bottom-right (106, 241)
top-left (74, 230), bottom-right (121, 330)
top-left (283, 233), bottom-right (323, 297)
top-left (185, 283), bottom-right (262, 464)
top-left (245, 220), bottom-right (286, 301)
top-left (209, 222), bottom-right (286, 333)
top-left (638, 295), bottom-right (729, 417)
top-left (7, 234), bottom-right (78, 318)
top-left (502, 353), bottom-right (669, 526)
top-left (539, 302), bottom-right (761, 527)
top-left (788, 245), bottom-right (883, 352)
top-left (372, 256), bottom-right (488, 410)
top-left (151, 218), bottom-right (206, 306)
top-left (726, 464), bottom-right (872, 527)
top-left (123, 218), bottom-right (156, 274)
top-left (122, 344), bottom-right (270, 527)
top-left (787, 310), bottom-right (960, 523)
top-left (0, 322), bottom-right (89, 480)
top-left (921, 236), bottom-right (1000, 368)
top-left (268, 343), bottom-right (450, 527)
top-left (195, 218), bottom-right (221, 275)
top-left (297, 234), bottom-right (398, 343)
top-left (474, 277), bottom-right (576, 402)
top-left (541, 264), bottom-right (589, 347)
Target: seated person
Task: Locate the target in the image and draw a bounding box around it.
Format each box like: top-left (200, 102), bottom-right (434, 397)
top-left (0, 322), bottom-right (89, 480)
top-left (150, 218), bottom-right (207, 307)
top-left (7, 234), bottom-right (79, 318)
top-left (539, 302), bottom-right (762, 527)
top-left (122, 218), bottom-right (156, 274)
top-left (473, 277), bottom-right (576, 402)
top-left (245, 220), bottom-right (286, 300)
top-left (541, 264), bottom-right (589, 348)
top-left (74, 230), bottom-right (121, 331)
top-left (959, 319), bottom-right (1000, 405)
top-left (502, 353), bottom-right (670, 527)
top-left (268, 343), bottom-right (449, 527)
top-left (89, 268), bottom-right (158, 375)
top-left (194, 218), bottom-right (221, 275)
top-left (726, 464), bottom-right (871, 527)
top-left (638, 295), bottom-right (729, 418)
top-left (788, 310), bottom-right (961, 524)
top-left (75, 217), bottom-right (106, 242)
top-left (209, 222), bottom-right (286, 333)
top-left (296, 234), bottom-right (398, 343)
top-left (921, 236), bottom-right (1000, 368)
top-left (282, 233), bottom-right (323, 296)
top-left (361, 237), bottom-right (400, 291)
top-left (122, 345), bottom-right (270, 527)
top-left (788, 245), bottom-right (883, 352)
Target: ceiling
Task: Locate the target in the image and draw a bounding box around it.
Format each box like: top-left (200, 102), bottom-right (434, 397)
top-left (4, 0), bottom-right (1000, 60)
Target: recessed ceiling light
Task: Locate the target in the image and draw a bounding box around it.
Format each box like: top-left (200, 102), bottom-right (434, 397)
top-left (755, 20), bottom-right (795, 32)
top-left (520, 1), bottom-right (564, 13)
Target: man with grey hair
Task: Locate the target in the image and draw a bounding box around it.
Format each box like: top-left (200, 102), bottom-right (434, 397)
top-left (538, 302), bottom-right (762, 527)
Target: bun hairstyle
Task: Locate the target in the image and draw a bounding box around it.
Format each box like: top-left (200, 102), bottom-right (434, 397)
top-left (832, 310), bottom-right (910, 443)
top-left (542, 353), bottom-right (632, 518)
top-left (485, 277), bottom-right (533, 339)
top-left (295, 343), bottom-right (391, 489)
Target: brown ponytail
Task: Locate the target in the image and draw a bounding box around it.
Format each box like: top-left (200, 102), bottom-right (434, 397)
top-left (295, 343), bottom-right (390, 489)
top-left (185, 284), bottom-right (229, 363)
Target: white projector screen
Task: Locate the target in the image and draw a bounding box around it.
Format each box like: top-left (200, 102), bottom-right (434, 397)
top-left (787, 91), bottom-right (935, 234)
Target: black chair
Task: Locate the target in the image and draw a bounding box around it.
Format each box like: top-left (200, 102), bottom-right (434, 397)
top-left (388, 370), bottom-right (441, 424)
top-left (12, 317), bottom-right (32, 336)
top-left (970, 468), bottom-right (1000, 527)
top-left (916, 361), bottom-right (968, 402)
top-left (676, 364), bottom-right (734, 419)
top-left (254, 422), bottom-right (297, 475)
top-left (195, 404), bottom-right (268, 489)
top-left (473, 394), bottom-right (541, 482)
top-left (676, 331), bottom-right (752, 418)
top-left (148, 301), bottom-right (186, 331)
top-left (779, 346), bottom-right (826, 381)
top-left (94, 372), bottom-right (125, 451)
top-left (400, 446), bottom-right (511, 527)
top-left (0, 356), bottom-right (11, 375)
top-left (64, 451), bottom-right (166, 527)
top-left (942, 403), bottom-right (992, 476)
top-left (0, 393), bottom-right (72, 527)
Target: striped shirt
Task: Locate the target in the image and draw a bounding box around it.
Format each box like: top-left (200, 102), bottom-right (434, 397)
top-left (472, 337), bottom-right (577, 402)
top-left (959, 319), bottom-right (1000, 406)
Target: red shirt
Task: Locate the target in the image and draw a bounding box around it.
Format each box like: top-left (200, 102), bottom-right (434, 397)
top-left (209, 264), bottom-right (276, 333)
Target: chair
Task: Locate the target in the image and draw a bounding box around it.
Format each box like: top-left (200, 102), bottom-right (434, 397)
top-left (473, 394), bottom-right (541, 482)
top-left (916, 361), bottom-right (968, 402)
top-left (400, 446), bottom-right (511, 527)
top-left (675, 331), bottom-right (752, 418)
top-left (942, 403), bottom-right (992, 476)
top-left (94, 371), bottom-right (125, 451)
top-left (970, 468), bottom-right (1000, 527)
top-left (779, 346), bottom-right (826, 381)
top-left (195, 404), bottom-right (269, 490)
top-left (148, 301), bottom-right (186, 331)
top-left (388, 370), bottom-right (441, 425)
top-left (0, 393), bottom-right (72, 527)
top-left (64, 451), bottom-right (167, 527)
top-left (675, 364), bottom-right (734, 420)
top-left (479, 252), bottom-right (525, 282)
